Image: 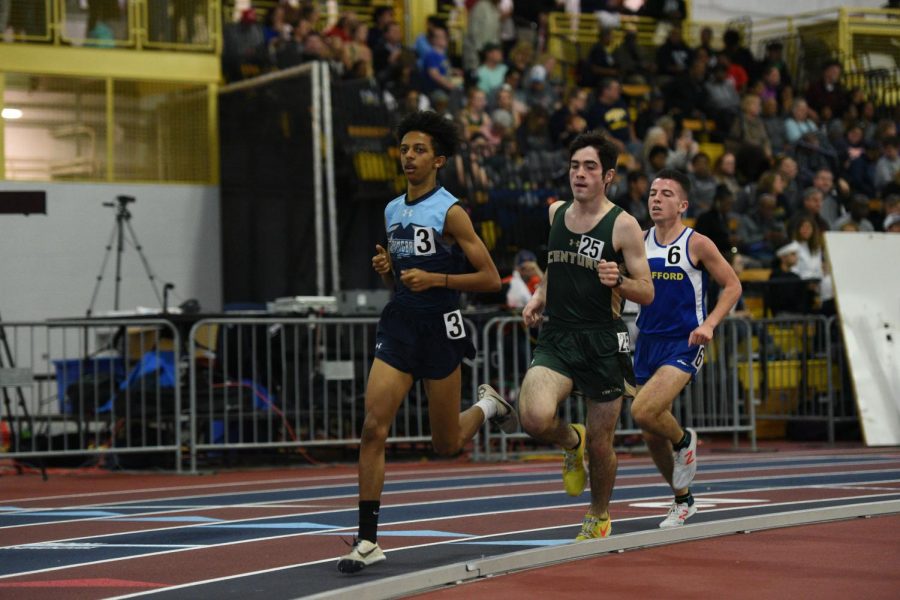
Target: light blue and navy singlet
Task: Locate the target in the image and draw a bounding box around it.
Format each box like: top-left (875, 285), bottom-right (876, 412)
top-left (636, 225), bottom-right (708, 337)
top-left (384, 186), bottom-right (466, 313)
top-left (377, 186), bottom-right (473, 380)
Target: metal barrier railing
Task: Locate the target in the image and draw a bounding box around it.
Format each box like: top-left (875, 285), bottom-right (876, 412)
top-left (185, 316), bottom-right (480, 473)
top-left (0, 319), bottom-right (182, 470)
top-left (740, 315), bottom-right (855, 443)
top-left (0, 314), bottom-right (856, 473)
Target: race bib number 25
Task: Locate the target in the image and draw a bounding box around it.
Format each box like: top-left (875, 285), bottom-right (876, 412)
top-left (578, 234), bottom-right (605, 260)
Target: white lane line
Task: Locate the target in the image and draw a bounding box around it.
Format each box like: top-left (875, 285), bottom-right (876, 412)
top-left (2, 480), bottom-right (899, 582)
top-left (9, 452), bottom-right (897, 506)
top-left (103, 491), bottom-right (900, 600)
top-left (2, 464), bottom-right (553, 504)
top-left (3, 465), bottom-right (900, 540)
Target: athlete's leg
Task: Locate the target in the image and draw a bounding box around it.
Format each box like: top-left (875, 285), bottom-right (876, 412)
top-left (584, 396), bottom-right (623, 517)
top-left (359, 358), bottom-right (414, 500)
top-left (631, 366), bottom-right (693, 493)
top-left (631, 365), bottom-right (692, 444)
top-left (517, 366), bottom-right (577, 448)
top-left (424, 366), bottom-right (486, 456)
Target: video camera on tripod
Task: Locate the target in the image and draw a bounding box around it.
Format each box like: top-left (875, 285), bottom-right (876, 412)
top-left (103, 195), bottom-right (136, 210)
top-left (87, 195), bottom-right (169, 316)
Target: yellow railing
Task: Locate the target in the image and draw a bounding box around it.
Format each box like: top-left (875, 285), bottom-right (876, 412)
top-left (2, 73), bottom-right (215, 184)
top-left (2, 0), bottom-right (221, 52)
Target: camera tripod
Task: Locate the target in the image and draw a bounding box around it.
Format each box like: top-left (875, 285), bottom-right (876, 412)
top-left (86, 195), bottom-right (165, 317)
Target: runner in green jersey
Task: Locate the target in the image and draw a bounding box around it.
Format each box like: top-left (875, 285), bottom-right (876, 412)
top-left (482, 131), bottom-right (654, 541)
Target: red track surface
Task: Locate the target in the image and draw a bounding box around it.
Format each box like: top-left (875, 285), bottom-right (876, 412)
top-left (0, 443), bottom-right (898, 599)
top-left (413, 515), bottom-right (900, 600)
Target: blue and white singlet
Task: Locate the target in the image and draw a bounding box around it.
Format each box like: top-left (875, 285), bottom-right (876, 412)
top-left (636, 226), bottom-right (708, 337)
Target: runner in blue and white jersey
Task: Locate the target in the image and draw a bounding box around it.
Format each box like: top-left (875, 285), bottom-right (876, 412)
top-left (631, 169), bottom-right (742, 529)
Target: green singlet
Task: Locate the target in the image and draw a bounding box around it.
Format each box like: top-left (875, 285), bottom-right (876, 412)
top-left (545, 201), bottom-right (626, 329)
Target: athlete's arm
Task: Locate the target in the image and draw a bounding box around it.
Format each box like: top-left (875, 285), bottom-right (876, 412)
top-left (372, 243), bottom-right (394, 288)
top-left (523, 270), bottom-right (547, 327)
top-left (609, 211), bottom-right (654, 305)
top-left (688, 233), bottom-right (742, 346)
top-left (398, 204), bottom-right (501, 293)
top-left (522, 201), bottom-right (563, 326)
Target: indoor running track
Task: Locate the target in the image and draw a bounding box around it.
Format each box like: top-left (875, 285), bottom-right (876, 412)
top-left (1, 445), bottom-right (900, 599)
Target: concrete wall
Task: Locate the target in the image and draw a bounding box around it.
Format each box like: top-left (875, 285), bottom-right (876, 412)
top-left (0, 181), bottom-right (221, 321)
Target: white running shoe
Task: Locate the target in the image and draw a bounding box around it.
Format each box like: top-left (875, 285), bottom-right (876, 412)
top-left (659, 501), bottom-right (698, 528)
top-left (478, 384), bottom-right (519, 434)
top-left (336, 538), bottom-right (385, 573)
top-left (672, 428), bottom-right (698, 490)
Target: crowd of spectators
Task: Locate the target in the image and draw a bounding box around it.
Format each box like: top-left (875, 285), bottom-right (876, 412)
top-left (222, 0), bottom-right (900, 315)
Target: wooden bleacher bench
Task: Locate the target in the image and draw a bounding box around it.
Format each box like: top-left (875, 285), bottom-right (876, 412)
top-left (740, 268), bottom-right (772, 282)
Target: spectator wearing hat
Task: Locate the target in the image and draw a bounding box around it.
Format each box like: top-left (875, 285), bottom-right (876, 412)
top-left (505, 249), bottom-right (543, 309)
top-left (767, 241), bottom-right (811, 316)
top-left (475, 42), bottom-right (508, 96)
top-left (524, 54), bottom-right (559, 112)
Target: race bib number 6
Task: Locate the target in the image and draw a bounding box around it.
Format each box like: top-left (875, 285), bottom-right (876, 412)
top-left (443, 309), bottom-right (466, 340)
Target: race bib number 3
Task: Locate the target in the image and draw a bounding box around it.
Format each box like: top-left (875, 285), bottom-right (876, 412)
top-left (443, 309), bottom-right (466, 340)
top-left (577, 234), bottom-right (605, 260)
top-left (413, 226), bottom-right (436, 256)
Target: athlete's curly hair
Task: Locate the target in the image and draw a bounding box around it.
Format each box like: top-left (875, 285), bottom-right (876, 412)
top-left (395, 110), bottom-right (461, 159)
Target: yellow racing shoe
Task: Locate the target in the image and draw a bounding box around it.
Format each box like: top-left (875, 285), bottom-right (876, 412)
top-left (562, 423), bottom-right (587, 496)
top-left (575, 513), bottom-right (612, 541)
